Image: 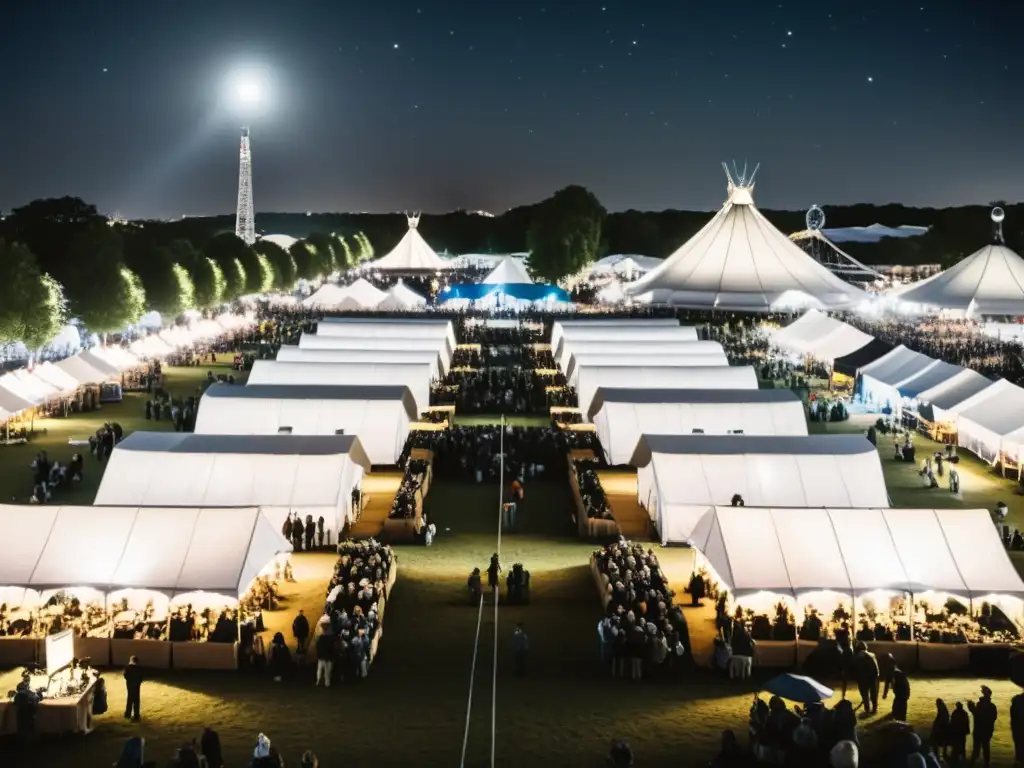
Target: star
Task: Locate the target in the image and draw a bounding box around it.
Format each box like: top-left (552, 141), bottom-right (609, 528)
top-left (786, 30), bottom-right (793, 36)
top-left (392, 43), bottom-right (400, 49)
top-left (102, 67), bottom-right (108, 73)
top-left (867, 76), bottom-right (873, 82)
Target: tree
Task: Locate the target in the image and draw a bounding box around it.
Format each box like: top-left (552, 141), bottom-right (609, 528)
top-left (205, 232), bottom-right (261, 295)
top-left (255, 253), bottom-right (276, 293)
top-left (289, 240), bottom-right (315, 281)
top-left (73, 266), bottom-right (147, 334)
top-left (306, 232), bottom-right (337, 274)
top-left (124, 243), bottom-right (195, 319)
top-left (0, 197), bottom-right (107, 286)
top-left (0, 240), bottom-right (66, 351)
top-left (332, 235), bottom-right (354, 270)
top-left (354, 232), bottom-right (374, 262)
top-left (254, 240), bottom-right (296, 290)
top-left (526, 185), bottom-right (606, 283)
top-left (190, 257), bottom-right (226, 309)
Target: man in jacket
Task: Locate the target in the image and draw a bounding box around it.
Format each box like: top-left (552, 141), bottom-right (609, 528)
top-left (123, 656), bottom-right (144, 722)
top-left (888, 664), bottom-right (911, 721)
top-left (315, 618), bottom-right (336, 687)
top-left (292, 609), bottom-right (310, 659)
top-left (968, 685), bottom-right (998, 766)
top-left (853, 642), bottom-right (880, 715)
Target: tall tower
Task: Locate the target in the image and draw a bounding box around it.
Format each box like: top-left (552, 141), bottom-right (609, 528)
top-left (235, 126), bottom-right (255, 244)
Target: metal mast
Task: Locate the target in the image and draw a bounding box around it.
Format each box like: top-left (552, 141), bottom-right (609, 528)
top-left (235, 126), bottom-right (255, 244)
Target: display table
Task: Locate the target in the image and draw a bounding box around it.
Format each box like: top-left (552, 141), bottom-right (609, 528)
top-left (111, 638), bottom-right (171, 668)
top-left (172, 641), bottom-right (237, 670)
top-left (0, 638), bottom-right (37, 666)
top-left (0, 669), bottom-right (99, 735)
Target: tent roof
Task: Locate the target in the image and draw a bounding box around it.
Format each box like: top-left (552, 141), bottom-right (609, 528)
top-left (372, 219), bottom-right (450, 271)
top-left (314, 319), bottom-right (455, 350)
top-left (556, 326), bottom-right (699, 367)
top-left (377, 280), bottom-right (428, 309)
top-left (114, 431), bottom-right (370, 467)
top-left (297, 332), bottom-right (453, 365)
top-left (630, 433), bottom-right (874, 466)
top-left (0, 505), bottom-right (290, 596)
top-left (916, 369), bottom-right (995, 411)
top-left (203, 382), bottom-right (418, 419)
top-left (551, 318), bottom-right (680, 350)
top-left (54, 353), bottom-right (114, 385)
top-left (303, 284), bottom-right (354, 308)
top-left (483, 256), bottom-right (533, 284)
top-left (832, 338), bottom-right (894, 378)
top-left (277, 346), bottom-right (446, 377)
top-left (897, 360), bottom-right (965, 399)
top-left (33, 362), bottom-right (82, 393)
top-left (568, 352), bottom-right (729, 385)
top-left (624, 175), bottom-right (867, 310)
top-left (894, 243), bottom-right (1024, 314)
top-left (956, 379), bottom-right (1024, 438)
top-left (859, 345), bottom-right (936, 385)
top-left (691, 507), bottom-right (1024, 598)
top-left (576, 365), bottom-right (757, 415)
top-left (773, 309), bottom-right (874, 361)
top-left (0, 385), bottom-right (34, 416)
top-left (565, 340), bottom-right (725, 379)
top-left (588, 387), bottom-right (799, 418)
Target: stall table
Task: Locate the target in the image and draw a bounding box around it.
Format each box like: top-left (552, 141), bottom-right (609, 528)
top-left (0, 669), bottom-right (99, 735)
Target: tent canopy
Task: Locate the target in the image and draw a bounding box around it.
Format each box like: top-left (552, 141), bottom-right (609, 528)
top-left (859, 345), bottom-right (938, 407)
top-left (897, 360), bottom-right (965, 400)
top-left (247, 360), bottom-right (433, 414)
top-left (557, 339), bottom-right (705, 374)
top-left (568, 352), bottom-right (729, 388)
top-left (893, 243), bottom-right (1024, 315)
top-left (591, 389), bottom-right (807, 465)
top-left (832, 338), bottom-right (894, 378)
top-left (550, 318), bottom-right (680, 351)
top-left (376, 280), bottom-right (428, 310)
top-left (625, 172), bottom-right (866, 311)
top-left (691, 506), bottom-right (1024, 599)
top-left (555, 326), bottom-right (698, 368)
top-left (315, 320), bottom-right (455, 353)
top-left (0, 505), bottom-right (290, 597)
top-left (483, 256), bottom-right (533, 284)
top-left (576, 365), bottom-right (757, 416)
top-left (371, 216), bottom-right (450, 271)
top-left (297, 332), bottom-right (453, 368)
top-left (956, 379), bottom-right (1024, 461)
top-left (772, 309), bottom-right (874, 361)
top-left (194, 383), bottom-right (416, 465)
top-left (915, 369), bottom-right (995, 421)
top-left (564, 340), bottom-right (726, 380)
top-left (54, 353), bottom-right (114, 386)
top-left (276, 346), bottom-right (447, 378)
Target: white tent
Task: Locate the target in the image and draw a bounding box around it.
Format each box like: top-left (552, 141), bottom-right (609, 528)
top-left (54, 353), bottom-right (113, 386)
top-left (303, 284), bottom-right (357, 309)
top-left (955, 379), bottom-right (1024, 463)
top-left (691, 506), bottom-right (1024, 600)
top-left (896, 360), bottom-right (965, 401)
top-left (31, 362), bottom-right (81, 394)
top-left (915, 369), bottom-right (995, 424)
top-left (0, 383), bottom-right (34, 417)
top-left (483, 256), bottom-right (533, 285)
top-left (315, 320), bottom-right (455, 355)
top-left (248, 360), bottom-right (433, 414)
top-left (90, 346), bottom-right (141, 372)
top-left (0, 505), bottom-right (290, 601)
top-left (625, 169), bottom-right (866, 310)
top-left (277, 346), bottom-right (447, 378)
top-left (893, 242), bottom-right (1024, 315)
top-left (591, 389), bottom-right (808, 465)
top-left (376, 280), bottom-right (428, 310)
top-left (587, 254), bottom-right (665, 279)
top-left (0, 372), bottom-right (52, 406)
top-left (298, 332), bottom-right (453, 368)
top-left (568, 353), bottom-right (729, 389)
top-left (564, 341), bottom-right (727, 380)
top-left (772, 309), bottom-right (874, 361)
top-left (557, 340), bottom-right (709, 376)
top-left (555, 326), bottom-right (698, 369)
top-left (340, 278), bottom-right (389, 307)
top-left (194, 383), bottom-right (416, 465)
top-left (576, 365), bottom-right (758, 416)
top-left (94, 433), bottom-right (370, 537)
top-left (858, 345), bottom-right (938, 409)
top-left (371, 214), bottom-right (450, 271)
top-left (631, 434), bottom-right (888, 544)
top-left (550, 318), bottom-right (680, 351)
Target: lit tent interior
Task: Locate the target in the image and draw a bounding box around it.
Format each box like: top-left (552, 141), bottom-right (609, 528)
top-left (193, 383), bottom-right (417, 465)
top-left (629, 434), bottom-right (889, 544)
top-left (575, 365), bottom-right (758, 417)
top-left (93, 433), bottom-right (371, 538)
top-left (589, 388), bottom-right (808, 465)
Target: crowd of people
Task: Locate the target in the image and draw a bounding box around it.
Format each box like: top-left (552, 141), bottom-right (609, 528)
top-left (107, 730), bottom-right (323, 768)
top-left (389, 458), bottom-right (429, 520)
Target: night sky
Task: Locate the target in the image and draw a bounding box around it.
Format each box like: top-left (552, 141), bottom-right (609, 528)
top-left (1, 1), bottom-right (1021, 219)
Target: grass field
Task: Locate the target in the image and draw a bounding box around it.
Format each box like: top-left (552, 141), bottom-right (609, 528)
top-left (6, 382), bottom-right (1024, 766)
top-left (453, 414), bottom-right (551, 427)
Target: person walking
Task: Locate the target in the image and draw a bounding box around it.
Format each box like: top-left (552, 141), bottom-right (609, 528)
top-left (487, 554), bottom-right (502, 594)
top-left (292, 609), bottom-right (310, 660)
top-left (123, 656), bottom-right (144, 722)
top-left (853, 642), bottom-right (880, 715)
top-left (968, 685), bottom-right (998, 766)
top-left (513, 623), bottom-right (529, 677)
top-left (314, 618), bottom-right (336, 687)
top-left (888, 664), bottom-right (911, 721)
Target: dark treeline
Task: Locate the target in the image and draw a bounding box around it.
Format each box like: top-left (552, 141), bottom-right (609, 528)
top-left (143, 198), bottom-right (1024, 270)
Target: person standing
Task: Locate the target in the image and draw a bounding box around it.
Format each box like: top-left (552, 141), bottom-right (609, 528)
top-left (949, 701), bottom-right (970, 763)
top-left (929, 698), bottom-right (950, 762)
top-left (487, 554), bottom-right (502, 594)
top-left (513, 623), bottom-right (529, 677)
top-left (1011, 691), bottom-right (1024, 766)
top-left (888, 664), bottom-right (910, 721)
top-left (853, 642), bottom-right (880, 715)
top-left (123, 656), bottom-right (144, 722)
top-left (292, 609), bottom-right (310, 660)
top-left (314, 618), bottom-right (336, 687)
top-left (968, 685), bottom-right (998, 766)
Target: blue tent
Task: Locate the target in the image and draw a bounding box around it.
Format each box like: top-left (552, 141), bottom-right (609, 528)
top-left (439, 283), bottom-right (570, 303)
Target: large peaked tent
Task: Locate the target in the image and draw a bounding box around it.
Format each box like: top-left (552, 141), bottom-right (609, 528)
top-left (376, 280), bottom-right (428, 310)
top-left (94, 433), bottom-right (371, 536)
top-left (194, 383), bottom-right (417, 465)
top-left (0, 505), bottom-right (291, 600)
top-left (625, 170), bottom-right (866, 310)
top-left (371, 215), bottom-right (450, 271)
top-left (483, 256), bottom-right (533, 284)
top-left (630, 434), bottom-right (888, 544)
top-left (772, 309), bottom-right (873, 361)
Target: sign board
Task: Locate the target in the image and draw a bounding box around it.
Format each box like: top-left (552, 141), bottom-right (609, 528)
top-left (45, 628), bottom-right (75, 676)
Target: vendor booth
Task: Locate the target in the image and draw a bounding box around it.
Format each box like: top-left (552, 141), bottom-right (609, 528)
top-left (629, 434), bottom-right (888, 544)
top-left (276, 346), bottom-right (448, 379)
top-left (576, 365), bottom-right (758, 417)
top-left (93, 432), bottom-right (371, 538)
top-left (194, 383), bottom-right (416, 465)
top-left (914, 370), bottom-right (996, 440)
top-left (247, 360), bottom-right (433, 415)
top-left (590, 388), bottom-right (808, 465)
top-left (690, 506), bottom-right (1024, 670)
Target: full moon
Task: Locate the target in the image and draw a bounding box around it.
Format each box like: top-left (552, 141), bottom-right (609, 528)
top-left (224, 66), bottom-right (270, 113)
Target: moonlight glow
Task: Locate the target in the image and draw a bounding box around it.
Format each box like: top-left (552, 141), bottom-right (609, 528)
top-left (224, 66), bottom-right (271, 115)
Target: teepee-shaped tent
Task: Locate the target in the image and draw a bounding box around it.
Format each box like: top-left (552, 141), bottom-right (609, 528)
top-left (371, 214), bottom-right (451, 271)
top-left (377, 279), bottom-right (428, 310)
top-left (626, 165), bottom-right (866, 311)
top-left (483, 256), bottom-right (533, 284)
top-left (340, 278), bottom-right (388, 307)
top-left (892, 209), bottom-right (1024, 315)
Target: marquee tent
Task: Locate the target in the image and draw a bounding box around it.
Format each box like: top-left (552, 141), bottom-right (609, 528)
top-left (567, 352), bottom-right (729, 388)
top-left (297, 333), bottom-right (453, 368)
top-left (586, 254), bottom-right (665, 278)
top-left (318, 317), bottom-right (457, 352)
top-left (563, 340), bottom-right (726, 380)
top-left (956, 379), bottom-right (1024, 463)
top-left (625, 170), bottom-right (867, 311)
top-left (691, 506), bottom-right (1024, 600)
top-left (630, 434), bottom-right (888, 544)
top-left (915, 369), bottom-right (995, 424)
top-left (832, 338), bottom-right (894, 378)
top-left (277, 346), bottom-right (447, 378)
top-left (0, 505), bottom-right (291, 601)
top-left (376, 280), bottom-right (428, 310)
top-left (0, 385), bottom-right (34, 418)
top-left (0, 372), bottom-right (53, 406)
top-left (247, 360), bottom-right (433, 414)
top-left (558, 340), bottom-right (708, 376)
top-left (772, 309), bottom-right (874, 361)
top-left (303, 284), bottom-right (363, 310)
top-left (54, 353), bottom-right (114, 386)
top-left (32, 362), bottom-right (82, 394)
top-left (893, 241), bottom-right (1024, 315)
top-left (576, 365), bottom-right (758, 416)
top-left (858, 345), bottom-right (938, 408)
top-left (194, 383), bottom-right (416, 465)
top-left (550, 318), bottom-right (680, 351)
top-left (590, 389), bottom-right (808, 465)
top-left (555, 326), bottom-right (698, 369)
top-left (94, 433), bottom-right (370, 537)
top-left (371, 215), bottom-right (450, 271)
top-left (896, 360), bottom-right (965, 400)
top-left (483, 256), bottom-right (533, 284)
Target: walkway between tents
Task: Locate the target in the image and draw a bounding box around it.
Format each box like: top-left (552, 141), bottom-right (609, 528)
top-left (596, 469), bottom-right (652, 539)
top-left (349, 471), bottom-right (404, 539)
